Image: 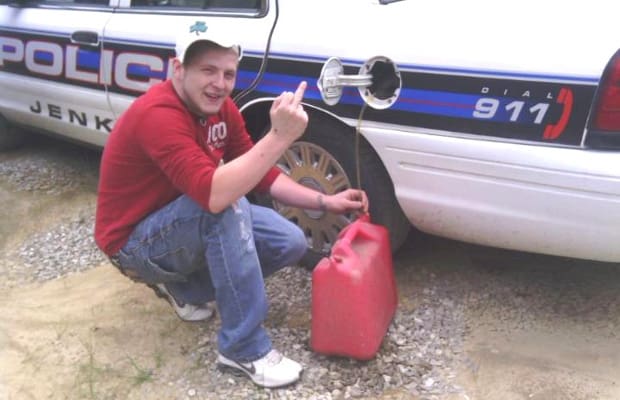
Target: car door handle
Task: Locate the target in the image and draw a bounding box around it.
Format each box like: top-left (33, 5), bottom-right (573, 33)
top-left (71, 31), bottom-right (100, 46)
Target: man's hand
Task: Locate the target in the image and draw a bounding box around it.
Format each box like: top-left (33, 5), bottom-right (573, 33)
top-left (209, 81), bottom-right (307, 213)
top-left (269, 81), bottom-right (308, 144)
top-left (322, 189), bottom-right (369, 214)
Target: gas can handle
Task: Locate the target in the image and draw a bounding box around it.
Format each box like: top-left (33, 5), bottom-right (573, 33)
top-left (334, 213), bottom-right (371, 245)
top-left (329, 213), bottom-right (372, 263)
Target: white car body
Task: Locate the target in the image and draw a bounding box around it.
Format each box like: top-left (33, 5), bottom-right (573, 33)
top-left (1, 0), bottom-right (619, 263)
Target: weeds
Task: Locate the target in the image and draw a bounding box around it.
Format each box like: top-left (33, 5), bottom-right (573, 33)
top-left (75, 335), bottom-right (158, 399)
top-left (76, 337), bottom-right (104, 399)
top-left (127, 355), bottom-right (153, 387)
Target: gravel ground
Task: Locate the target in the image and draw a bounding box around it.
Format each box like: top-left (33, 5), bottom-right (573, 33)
top-left (0, 138), bottom-right (620, 400)
top-left (0, 137), bottom-right (470, 399)
top-left (3, 136), bottom-right (620, 400)
top-left (0, 136), bottom-right (105, 288)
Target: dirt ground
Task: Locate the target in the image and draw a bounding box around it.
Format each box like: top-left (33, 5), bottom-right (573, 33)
top-left (3, 262), bottom-right (620, 400)
top-left (1, 141), bottom-right (619, 400)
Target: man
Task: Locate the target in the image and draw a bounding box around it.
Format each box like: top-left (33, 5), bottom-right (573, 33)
top-left (94, 21), bottom-right (368, 388)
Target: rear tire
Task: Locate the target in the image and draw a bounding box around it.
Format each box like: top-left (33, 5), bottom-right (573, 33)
top-left (257, 114), bottom-right (410, 269)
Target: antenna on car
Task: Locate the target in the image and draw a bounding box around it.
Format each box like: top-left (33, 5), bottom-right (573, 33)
top-left (233, 0), bottom-right (279, 104)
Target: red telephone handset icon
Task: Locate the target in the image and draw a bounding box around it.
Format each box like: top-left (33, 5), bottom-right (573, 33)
top-left (543, 88), bottom-right (573, 140)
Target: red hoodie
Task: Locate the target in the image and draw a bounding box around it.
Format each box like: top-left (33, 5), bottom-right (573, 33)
top-left (95, 80), bottom-right (280, 256)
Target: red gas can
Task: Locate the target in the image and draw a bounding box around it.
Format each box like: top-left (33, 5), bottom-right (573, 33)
top-left (310, 213), bottom-right (398, 360)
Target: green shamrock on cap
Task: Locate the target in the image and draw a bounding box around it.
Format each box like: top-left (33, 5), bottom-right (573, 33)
top-left (189, 21), bottom-right (207, 35)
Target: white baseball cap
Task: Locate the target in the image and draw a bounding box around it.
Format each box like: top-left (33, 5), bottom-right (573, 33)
top-left (175, 20), bottom-right (242, 63)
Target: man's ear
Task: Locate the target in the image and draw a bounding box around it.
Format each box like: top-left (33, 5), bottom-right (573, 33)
top-left (172, 58), bottom-right (184, 80)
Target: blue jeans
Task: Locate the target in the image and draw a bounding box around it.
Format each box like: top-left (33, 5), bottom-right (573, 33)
top-left (114, 195), bottom-right (307, 362)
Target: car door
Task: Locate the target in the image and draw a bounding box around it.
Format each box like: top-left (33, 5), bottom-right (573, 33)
top-left (102, 0), bottom-right (276, 119)
top-left (0, 0), bottom-right (118, 147)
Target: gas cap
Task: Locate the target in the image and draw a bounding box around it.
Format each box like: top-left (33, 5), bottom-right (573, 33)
top-left (317, 56), bottom-right (401, 109)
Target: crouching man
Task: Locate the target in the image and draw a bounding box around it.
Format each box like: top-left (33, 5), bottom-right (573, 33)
top-left (95, 21), bottom-right (368, 388)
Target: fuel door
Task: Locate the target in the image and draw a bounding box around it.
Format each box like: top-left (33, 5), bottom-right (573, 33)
top-left (317, 56), bottom-right (401, 109)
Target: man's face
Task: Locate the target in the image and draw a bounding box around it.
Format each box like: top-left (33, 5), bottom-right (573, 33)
top-left (174, 46), bottom-right (238, 116)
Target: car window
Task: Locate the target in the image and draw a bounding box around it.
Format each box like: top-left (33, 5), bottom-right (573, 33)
top-left (27, 0), bottom-right (110, 5)
top-left (130, 0), bottom-right (262, 11)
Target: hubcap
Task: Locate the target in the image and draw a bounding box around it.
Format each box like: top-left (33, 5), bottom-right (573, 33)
top-left (273, 141), bottom-right (353, 254)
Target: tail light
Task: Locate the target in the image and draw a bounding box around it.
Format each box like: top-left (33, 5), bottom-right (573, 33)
top-left (587, 49), bottom-right (620, 148)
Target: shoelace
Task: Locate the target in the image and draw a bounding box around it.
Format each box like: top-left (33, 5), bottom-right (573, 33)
top-left (264, 350), bottom-right (283, 366)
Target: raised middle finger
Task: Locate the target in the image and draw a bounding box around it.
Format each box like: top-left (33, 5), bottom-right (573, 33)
top-left (292, 81), bottom-right (307, 106)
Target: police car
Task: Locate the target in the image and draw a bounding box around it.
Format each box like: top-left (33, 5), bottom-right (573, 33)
top-left (1, 0), bottom-right (619, 264)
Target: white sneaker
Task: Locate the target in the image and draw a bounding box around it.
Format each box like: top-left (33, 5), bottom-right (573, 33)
top-left (152, 284), bottom-right (214, 322)
top-left (217, 349), bottom-right (303, 388)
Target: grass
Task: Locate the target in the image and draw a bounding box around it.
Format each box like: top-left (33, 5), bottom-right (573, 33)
top-left (74, 334), bottom-right (159, 399)
top-left (127, 355), bottom-right (154, 387)
top-left (76, 337), bottom-right (104, 399)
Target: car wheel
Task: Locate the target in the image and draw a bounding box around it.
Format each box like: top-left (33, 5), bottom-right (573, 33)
top-left (257, 114), bottom-right (410, 269)
top-left (0, 116), bottom-right (25, 151)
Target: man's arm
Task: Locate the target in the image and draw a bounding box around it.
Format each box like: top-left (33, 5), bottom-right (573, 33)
top-left (269, 173), bottom-right (369, 215)
top-left (208, 82), bottom-right (308, 213)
